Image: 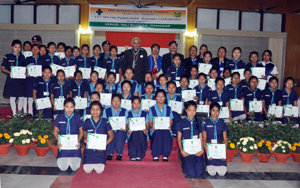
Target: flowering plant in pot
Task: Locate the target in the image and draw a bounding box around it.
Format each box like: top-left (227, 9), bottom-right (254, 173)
top-left (226, 140), bottom-right (237, 162)
top-left (33, 135), bottom-right (50, 157)
top-left (13, 129), bottom-right (34, 156)
top-left (291, 142), bottom-right (300, 163)
top-left (237, 137), bottom-right (257, 163)
top-left (256, 140), bottom-right (272, 163)
top-left (50, 137), bottom-right (58, 157)
top-left (0, 132), bottom-right (13, 155)
top-left (273, 140), bottom-right (292, 163)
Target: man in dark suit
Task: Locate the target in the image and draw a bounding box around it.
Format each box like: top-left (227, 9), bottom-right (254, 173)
top-left (211, 46), bottom-right (230, 77)
top-left (100, 41), bottom-right (110, 62)
top-left (123, 37), bottom-right (149, 84)
top-left (182, 45), bottom-right (201, 77)
top-left (162, 41), bottom-right (184, 74)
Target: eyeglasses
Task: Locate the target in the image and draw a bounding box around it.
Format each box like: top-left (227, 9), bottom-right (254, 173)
top-left (152, 48), bottom-right (159, 50)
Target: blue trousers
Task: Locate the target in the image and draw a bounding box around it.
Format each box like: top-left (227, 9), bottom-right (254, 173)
top-left (282, 117), bottom-right (299, 124)
top-left (182, 155), bottom-right (205, 177)
top-left (128, 131), bottom-right (147, 159)
top-left (151, 130), bottom-right (172, 158)
top-left (106, 130), bottom-right (126, 155)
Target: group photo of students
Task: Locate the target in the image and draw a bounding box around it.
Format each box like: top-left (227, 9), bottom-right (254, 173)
top-left (2, 34), bottom-right (299, 178)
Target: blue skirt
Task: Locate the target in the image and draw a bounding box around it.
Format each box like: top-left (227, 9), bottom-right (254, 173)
top-left (205, 151), bottom-right (227, 167)
top-left (25, 77), bottom-right (37, 97)
top-left (57, 148), bottom-right (81, 159)
top-left (3, 75), bottom-right (25, 97)
top-left (246, 113), bottom-right (264, 122)
top-left (83, 148), bottom-right (106, 165)
top-left (182, 155), bottom-right (205, 177)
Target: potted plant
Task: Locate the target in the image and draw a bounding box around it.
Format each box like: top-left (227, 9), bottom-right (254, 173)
top-left (273, 140), bottom-right (292, 163)
top-left (226, 140), bottom-right (237, 162)
top-left (30, 111), bottom-right (54, 144)
top-left (33, 135), bottom-right (50, 157)
top-left (227, 119), bottom-right (243, 157)
top-left (13, 129), bottom-right (34, 156)
top-left (0, 132), bottom-right (13, 155)
top-left (256, 140), bottom-right (272, 163)
top-left (49, 137), bottom-right (58, 157)
top-left (291, 142), bottom-right (300, 163)
top-left (237, 137), bottom-right (257, 163)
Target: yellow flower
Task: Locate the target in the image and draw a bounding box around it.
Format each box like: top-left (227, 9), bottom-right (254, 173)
top-left (228, 140), bottom-right (231, 143)
top-left (293, 142), bottom-right (297, 146)
top-left (43, 135), bottom-right (49, 139)
top-left (297, 143), bottom-right (300, 146)
top-left (40, 138), bottom-right (46, 144)
top-left (261, 140), bottom-right (265, 143)
top-left (258, 142), bottom-right (263, 147)
top-left (4, 134), bottom-right (11, 139)
top-left (230, 143), bottom-right (235, 149)
top-left (0, 133), bottom-right (3, 138)
top-left (292, 146), bottom-right (296, 151)
top-left (268, 146), bottom-right (272, 151)
top-left (38, 135), bottom-right (42, 139)
top-left (266, 141), bottom-right (271, 147)
top-left (35, 139), bottom-right (38, 142)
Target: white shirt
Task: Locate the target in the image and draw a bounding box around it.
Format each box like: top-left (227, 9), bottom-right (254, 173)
top-left (259, 61), bottom-right (278, 80)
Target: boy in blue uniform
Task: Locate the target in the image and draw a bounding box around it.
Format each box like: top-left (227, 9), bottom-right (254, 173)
top-left (194, 73), bottom-right (211, 105)
top-left (117, 68), bottom-right (138, 96)
top-left (2, 39), bottom-right (26, 115)
top-left (54, 98), bottom-right (83, 171)
top-left (104, 72), bottom-right (118, 94)
top-left (167, 54), bottom-right (185, 81)
top-left (138, 72), bottom-right (153, 96)
top-left (82, 101), bottom-right (114, 174)
top-left (203, 102), bottom-right (228, 176)
top-left (127, 96), bottom-right (149, 161)
top-left (103, 45), bottom-right (123, 83)
top-left (225, 47), bottom-right (245, 70)
top-left (177, 101), bottom-right (205, 177)
top-left (176, 75), bottom-right (191, 97)
top-left (120, 80), bottom-right (133, 100)
top-left (148, 89), bottom-right (174, 162)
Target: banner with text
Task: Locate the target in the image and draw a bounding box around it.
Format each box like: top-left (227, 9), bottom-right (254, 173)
top-left (89, 5), bottom-right (187, 32)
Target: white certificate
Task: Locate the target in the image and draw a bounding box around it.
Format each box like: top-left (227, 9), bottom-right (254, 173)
top-left (54, 98), bottom-right (64, 110)
top-left (249, 101), bottom-right (262, 112)
top-left (87, 134), bottom-right (107, 150)
top-left (189, 79), bottom-right (199, 89)
top-left (100, 93), bottom-right (112, 106)
top-left (50, 63), bottom-right (64, 76)
top-left (79, 67), bottom-right (91, 79)
top-left (36, 97), bottom-right (52, 110)
top-left (268, 106), bottom-right (283, 118)
top-left (207, 144), bottom-right (226, 159)
top-left (284, 105), bottom-right (299, 117)
top-left (23, 51), bottom-right (33, 58)
top-left (257, 79), bottom-right (267, 90)
top-left (54, 52), bottom-right (65, 60)
top-left (183, 139), bottom-right (202, 155)
top-left (129, 117), bottom-right (146, 131)
top-left (198, 63), bottom-right (212, 74)
top-left (59, 135), bottom-right (78, 150)
top-left (230, 99), bottom-right (244, 111)
top-left (219, 107), bottom-right (230, 119)
top-left (27, 65), bottom-right (42, 77)
top-left (168, 100), bottom-right (183, 114)
top-left (231, 69), bottom-right (245, 80)
top-left (175, 81), bottom-right (181, 87)
top-left (94, 67), bottom-right (107, 79)
top-left (74, 98), bottom-right (87, 109)
top-left (115, 74), bottom-right (120, 83)
top-left (11, 66), bottom-right (26, 79)
top-left (225, 77), bottom-right (231, 86)
top-left (207, 78), bottom-right (216, 91)
top-left (109, 116), bottom-right (126, 130)
top-left (197, 105), bottom-right (209, 116)
top-left (182, 90), bottom-right (196, 102)
top-left (251, 67), bottom-right (265, 79)
top-left (154, 117), bottom-right (170, 130)
top-left (141, 99), bottom-right (156, 111)
top-left (63, 66), bottom-right (76, 78)
top-left (121, 99), bottom-right (132, 111)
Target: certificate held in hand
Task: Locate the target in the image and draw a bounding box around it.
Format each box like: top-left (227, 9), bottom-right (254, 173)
top-left (129, 117), bottom-right (146, 131)
top-left (219, 107), bottom-right (230, 119)
top-left (54, 98), bottom-right (65, 110)
top-left (50, 63), bottom-right (64, 76)
top-left (189, 79), bottom-right (199, 89)
top-left (27, 65), bottom-right (42, 77)
top-left (231, 69), bottom-right (245, 80)
top-left (268, 106), bottom-right (283, 118)
top-left (284, 105), bottom-right (299, 117)
top-left (249, 101), bottom-right (262, 112)
top-left (11, 66), bottom-right (26, 79)
top-left (251, 67), bottom-right (265, 79)
top-left (183, 139), bottom-right (202, 155)
top-left (207, 78), bottom-right (216, 91)
top-left (141, 99), bottom-right (156, 111)
top-left (197, 105), bottom-right (209, 116)
top-left (168, 101), bottom-right (183, 114)
top-left (63, 66), bottom-right (76, 78)
top-left (225, 77), bottom-right (231, 86)
top-left (100, 93), bottom-right (112, 106)
top-left (74, 98), bottom-right (88, 109)
top-left (59, 135), bottom-right (78, 150)
top-left (36, 97), bottom-right (52, 110)
top-left (230, 99), bottom-right (244, 111)
top-left (87, 134), bottom-right (107, 150)
top-left (79, 67), bottom-right (91, 79)
top-left (154, 117), bottom-right (170, 130)
top-left (94, 67), bottom-right (107, 79)
top-left (207, 144), bottom-right (226, 159)
top-left (198, 63), bottom-right (212, 74)
top-left (109, 117), bottom-right (126, 130)
top-left (121, 99), bottom-right (132, 111)
top-left (182, 90), bottom-right (196, 102)
top-left (257, 79), bottom-right (267, 90)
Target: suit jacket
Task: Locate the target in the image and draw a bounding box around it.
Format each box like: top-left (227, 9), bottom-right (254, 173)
top-left (211, 57), bottom-right (230, 71)
top-left (123, 48), bottom-right (149, 84)
top-left (162, 52), bottom-right (184, 74)
top-left (182, 56), bottom-right (201, 77)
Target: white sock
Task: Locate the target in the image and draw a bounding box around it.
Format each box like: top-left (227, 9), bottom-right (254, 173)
top-left (216, 166), bottom-right (227, 176)
top-left (10, 97), bottom-right (16, 115)
top-left (57, 158), bottom-right (69, 171)
top-left (94, 164), bottom-right (105, 174)
top-left (83, 164), bottom-right (93, 173)
top-left (23, 97), bottom-right (28, 114)
top-left (28, 97), bottom-right (33, 115)
top-left (207, 166), bottom-right (217, 176)
top-left (18, 97), bottom-right (24, 112)
top-left (69, 158), bottom-right (81, 171)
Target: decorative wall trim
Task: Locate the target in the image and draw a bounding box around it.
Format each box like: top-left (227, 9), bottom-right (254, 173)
top-left (0, 23), bottom-right (79, 30)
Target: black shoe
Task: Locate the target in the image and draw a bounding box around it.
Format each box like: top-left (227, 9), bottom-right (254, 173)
top-left (116, 155), bottom-right (122, 161)
top-left (153, 157), bottom-right (159, 162)
top-left (163, 157), bottom-right (168, 162)
top-left (106, 154), bottom-right (113, 160)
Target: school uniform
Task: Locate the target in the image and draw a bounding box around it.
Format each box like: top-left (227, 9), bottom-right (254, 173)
top-left (202, 118), bottom-right (227, 167)
top-left (43, 53), bottom-right (59, 67)
top-left (83, 117), bottom-right (112, 165)
top-left (225, 59), bottom-right (246, 70)
top-left (33, 77), bottom-right (54, 119)
top-left (89, 55), bottom-right (102, 68)
top-left (182, 57), bottom-right (201, 77)
top-left (83, 107), bottom-right (91, 121)
top-left (211, 57), bottom-right (230, 77)
top-left (281, 89), bottom-right (299, 124)
top-left (69, 80), bottom-right (89, 98)
top-left (50, 81), bottom-right (69, 116)
top-left (120, 93), bottom-right (133, 100)
top-left (225, 84), bottom-right (245, 119)
top-left (138, 82), bottom-right (155, 95)
top-left (176, 86), bottom-right (191, 97)
top-left (25, 56), bottom-right (44, 98)
top-left (240, 79), bottom-right (249, 89)
top-left (140, 93), bottom-right (156, 100)
top-left (208, 90), bottom-right (229, 107)
top-left (117, 80), bottom-right (138, 95)
top-left (177, 118), bottom-right (205, 177)
top-left (242, 87), bottom-right (264, 121)
top-left (260, 61), bottom-right (278, 80)
top-left (262, 88), bottom-right (282, 118)
top-left (104, 83), bottom-right (118, 94)
top-left (74, 55), bottom-right (92, 69)
top-left (245, 62), bottom-right (264, 69)
top-left (166, 93), bottom-right (183, 136)
top-left (167, 64), bottom-right (185, 81)
top-left (58, 57), bottom-right (75, 67)
top-left (155, 85), bottom-right (168, 94)
top-left (195, 84), bottom-right (211, 105)
top-left (54, 113), bottom-right (83, 159)
top-left (148, 104), bottom-right (174, 158)
top-left (103, 56), bottom-right (122, 74)
top-left (162, 52), bottom-right (184, 74)
top-left (2, 53), bottom-right (26, 97)
top-left (87, 82), bottom-right (98, 104)
top-left (103, 107), bottom-right (128, 156)
top-left (100, 52), bottom-right (110, 62)
top-left (127, 109), bottom-right (148, 159)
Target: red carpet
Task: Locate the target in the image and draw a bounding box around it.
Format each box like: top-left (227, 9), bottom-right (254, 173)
top-left (0, 106), bottom-right (14, 122)
top-left (70, 140), bottom-right (190, 188)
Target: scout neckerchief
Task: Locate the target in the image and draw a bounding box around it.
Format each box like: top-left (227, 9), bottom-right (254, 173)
top-left (75, 80), bottom-right (83, 97)
top-left (110, 55), bottom-right (117, 71)
top-left (43, 77), bottom-right (51, 97)
top-left (217, 90), bottom-right (223, 102)
top-left (122, 92), bottom-right (131, 100)
top-left (94, 55), bottom-right (99, 67)
top-left (33, 55), bottom-right (39, 65)
top-left (90, 117), bottom-right (102, 133)
top-left (89, 82), bottom-right (96, 93)
top-left (48, 53), bottom-right (54, 64)
top-left (107, 83), bottom-right (115, 93)
top-left (248, 87), bottom-right (258, 99)
top-left (210, 117), bottom-right (219, 140)
top-left (57, 81), bottom-right (65, 97)
top-left (150, 54), bottom-right (158, 70)
top-left (284, 88), bottom-right (292, 105)
top-left (231, 83), bottom-right (239, 99)
top-left (111, 106), bottom-right (121, 116)
top-left (132, 48), bottom-right (140, 69)
top-left (173, 64), bottom-right (180, 80)
top-left (131, 108), bottom-right (141, 117)
top-left (185, 117), bottom-right (195, 139)
top-left (251, 62), bottom-right (257, 67)
top-left (156, 103), bottom-right (164, 116)
top-left (12, 52), bottom-right (20, 66)
top-left (66, 57), bottom-right (70, 66)
top-left (198, 84), bottom-right (206, 102)
top-left (269, 87), bottom-right (277, 105)
top-left (104, 52), bottom-right (110, 60)
top-left (232, 58), bottom-right (240, 69)
top-left (81, 55), bottom-right (87, 68)
top-left (190, 56), bottom-right (197, 65)
top-left (64, 112), bottom-right (74, 134)
top-left (167, 93), bottom-right (177, 101)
